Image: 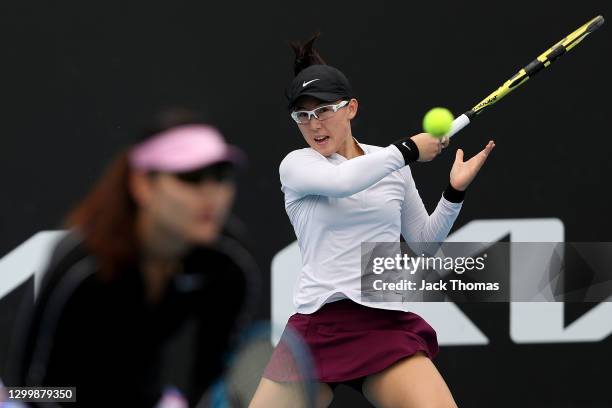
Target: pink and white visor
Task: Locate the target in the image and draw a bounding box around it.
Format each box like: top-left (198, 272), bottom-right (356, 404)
top-left (128, 124), bottom-right (245, 172)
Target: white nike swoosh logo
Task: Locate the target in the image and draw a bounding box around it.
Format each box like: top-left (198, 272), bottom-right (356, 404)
top-left (402, 141), bottom-right (412, 151)
top-left (302, 79), bottom-right (320, 87)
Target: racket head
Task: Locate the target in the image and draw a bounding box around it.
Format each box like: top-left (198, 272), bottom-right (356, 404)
top-left (461, 15), bottom-right (605, 126)
top-left (561, 15), bottom-right (604, 50)
top-left (204, 320), bottom-right (317, 408)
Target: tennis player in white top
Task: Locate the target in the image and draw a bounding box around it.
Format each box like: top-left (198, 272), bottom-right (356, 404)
top-left (251, 35), bottom-right (495, 408)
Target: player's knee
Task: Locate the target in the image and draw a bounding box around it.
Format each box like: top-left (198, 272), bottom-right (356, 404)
top-left (423, 400), bottom-right (459, 408)
top-left (316, 383), bottom-right (334, 408)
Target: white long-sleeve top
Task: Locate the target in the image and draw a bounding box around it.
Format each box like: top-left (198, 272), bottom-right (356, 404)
top-left (279, 141), bottom-right (463, 314)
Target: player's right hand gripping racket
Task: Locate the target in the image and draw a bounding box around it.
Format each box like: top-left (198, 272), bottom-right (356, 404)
top-left (447, 15), bottom-right (605, 138)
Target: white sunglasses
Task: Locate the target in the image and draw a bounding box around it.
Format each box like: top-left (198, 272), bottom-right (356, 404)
top-left (290, 100), bottom-right (350, 124)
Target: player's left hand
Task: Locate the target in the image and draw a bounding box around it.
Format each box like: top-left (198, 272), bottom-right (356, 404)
top-left (449, 140), bottom-right (495, 191)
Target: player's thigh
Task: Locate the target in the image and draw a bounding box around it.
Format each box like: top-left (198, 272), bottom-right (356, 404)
top-left (249, 377), bottom-right (333, 408)
top-left (362, 351), bottom-right (457, 408)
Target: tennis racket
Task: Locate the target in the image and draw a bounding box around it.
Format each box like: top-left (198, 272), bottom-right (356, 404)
top-left (0, 379), bottom-right (28, 408)
top-left (201, 321), bottom-right (317, 408)
top-left (448, 15), bottom-right (605, 138)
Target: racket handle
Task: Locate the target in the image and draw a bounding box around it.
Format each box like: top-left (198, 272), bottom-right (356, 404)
top-left (447, 114), bottom-right (471, 138)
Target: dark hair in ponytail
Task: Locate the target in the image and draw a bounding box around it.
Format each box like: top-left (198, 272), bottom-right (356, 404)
top-left (290, 33), bottom-right (326, 75)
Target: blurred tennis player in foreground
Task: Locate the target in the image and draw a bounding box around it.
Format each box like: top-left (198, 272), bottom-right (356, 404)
top-left (250, 36), bottom-right (495, 407)
top-left (5, 109), bottom-right (258, 407)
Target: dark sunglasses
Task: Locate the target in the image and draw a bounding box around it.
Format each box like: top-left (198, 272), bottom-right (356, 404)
top-left (172, 162), bottom-right (237, 184)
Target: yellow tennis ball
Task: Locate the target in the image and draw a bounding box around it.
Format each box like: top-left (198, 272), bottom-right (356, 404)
top-left (422, 107), bottom-right (454, 138)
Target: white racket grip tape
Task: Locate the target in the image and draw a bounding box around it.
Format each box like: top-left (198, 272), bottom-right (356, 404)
top-left (447, 114), bottom-right (471, 138)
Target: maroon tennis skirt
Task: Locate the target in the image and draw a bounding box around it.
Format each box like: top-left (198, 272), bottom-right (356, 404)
top-left (263, 299), bottom-right (439, 383)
